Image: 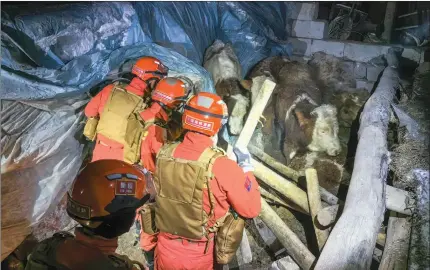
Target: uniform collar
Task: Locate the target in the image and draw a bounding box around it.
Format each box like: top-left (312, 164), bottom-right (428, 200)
top-left (182, 131), bottom-right (214, 149)
top-left (74, 227), bottom-right (118, 255)
top-left (127, 77), bottom-right (149, 96)
top-left (141, 102), bottom-right (169, 122)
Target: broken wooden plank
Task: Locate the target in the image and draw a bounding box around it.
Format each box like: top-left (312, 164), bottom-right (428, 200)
top-left (252, 158), bottom-right (310, 213)
top-left (248, 145), bottom-right (302, 182)
top-left (249, 145), bottom-right (339, 206)
top-left (226, 78), bottom-right (276, 158)
top-left (260, 186), bottom-right (308, 214)
top-left (315, 50), bottom-right (400, 269)
top-left (259, 198), bottom-right (316, 270)
top-left (224, 77), bottom-right (276, 266)
top-left (379, 212), bottom-right (411, 270)
top-left (305, 168), bottom-right (329, 250)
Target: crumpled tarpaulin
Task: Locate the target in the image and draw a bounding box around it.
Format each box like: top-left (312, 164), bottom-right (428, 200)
top-left (1, 1), bottom-right (294, 259)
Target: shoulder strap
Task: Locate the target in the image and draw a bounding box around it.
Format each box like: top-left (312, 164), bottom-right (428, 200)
top-left (196, 147), bottom-right (226, 233)
top-left (197, 147), bottom-right (226, 178)
top-left (156, 142), bottom-right (181, 160)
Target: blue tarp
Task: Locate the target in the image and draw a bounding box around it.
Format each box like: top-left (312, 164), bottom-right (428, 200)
top-left (1, 1), bottom-right (293, 99)
top-left (0, 2), bottom-right (294, 256)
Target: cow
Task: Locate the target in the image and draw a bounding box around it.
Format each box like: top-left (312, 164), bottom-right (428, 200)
top-left (203, 40), bottom-right (252, 135)
top-left (308, 51), bottom-right (370, 128)
top-left (245, 56), bottom-right (342, 165)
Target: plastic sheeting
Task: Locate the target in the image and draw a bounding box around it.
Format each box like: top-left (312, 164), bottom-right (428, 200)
top-left (1, 1), bottom-right (294, 258)
top-left (1, 95), bottom-right (87, 259)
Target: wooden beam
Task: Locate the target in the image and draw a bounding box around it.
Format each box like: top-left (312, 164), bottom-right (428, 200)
top-left (252, 158), bottom-right (310, 214)
top-left (315, 51), bottom-right (400, 269)
top-left (305, 168), bottom-right (329, 251)
top-left (260, 186), bottom-right (308, 214)
top-left (226, 78), bottom-right (276, 158)
top-left (259, 198), bottom-right (316, 270)
top-left (379, 212), bottom-right (411, 270)
top-left (249, 145), bottom-right (339, 206)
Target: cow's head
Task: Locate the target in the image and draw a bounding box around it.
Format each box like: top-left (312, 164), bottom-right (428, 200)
top-left (216, 79), bottom-right (252, 135)
top-left (295, 104), bottom-right (341, 157)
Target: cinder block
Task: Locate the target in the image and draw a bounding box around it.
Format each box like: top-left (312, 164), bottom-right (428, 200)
top-left (290, 2), bottom-right (319, 20)
top-left (401, 47), bottom-right (422, 64)
top-left (289, 20), bottom-right (328, 39)
top-left (288, 37), bottom-right (312, 56)
top-left (356, 79), bottom-right (375, 92)
top-left (310, 39), bottom-right (345, 57)
top-left (366, 65), bottom-right (385, 82)
top-left (344, 42), bottom-right (391, 62)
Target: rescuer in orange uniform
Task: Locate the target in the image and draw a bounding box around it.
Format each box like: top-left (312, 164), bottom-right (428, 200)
top-left (134, 77), bottom-right (189, 268)
top-left (83, 56), bottom-right (168, 163)
top-left (25, 159), bottom-right (155, 270)
top-left (138, 77), bottom-right (190, 173)
top-left (139, 92), bottom-right (261, 270)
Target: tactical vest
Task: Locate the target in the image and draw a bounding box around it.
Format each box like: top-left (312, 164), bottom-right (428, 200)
top-left (153, 142), bottom-right (227, 240)
top-left (95, 82), bottom-right (149, 164)
top-left (25, 231), bottom-right (140, 270)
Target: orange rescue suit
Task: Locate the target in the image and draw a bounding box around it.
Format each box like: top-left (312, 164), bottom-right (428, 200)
top-left (84, 78), bottom-right (149, 162)
top-left (146, 132), bottom-right (261, 270)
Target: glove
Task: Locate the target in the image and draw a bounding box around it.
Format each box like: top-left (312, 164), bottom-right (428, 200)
top-left (233, 146), bottom-right (254, 173)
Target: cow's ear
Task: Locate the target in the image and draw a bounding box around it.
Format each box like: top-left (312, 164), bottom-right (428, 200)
top-left (240, 80), bottom-right (253, 91)
top-left (294, 110), bottom-right (310, 128)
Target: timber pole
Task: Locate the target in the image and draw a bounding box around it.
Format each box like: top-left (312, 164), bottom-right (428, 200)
top-left (315, 50), bottom-right (400, 269)
top-left (259, 198), bottom-right (316, 270)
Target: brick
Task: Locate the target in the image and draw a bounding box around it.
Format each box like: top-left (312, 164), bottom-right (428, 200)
top-left (344, 42), bottom-right (391, 62)
top-left (289, 20), bottom-right (328, 39)
top-left (288, 37), bottom-right (312, 56)
top-left (356, 79), bottom-right (375, 92)
top-left (366, 65), bottom-right (385, 82)
top-left (310, 39), bottom-right (345, 57)
top-left (290, 2), bottom-right (319, 20)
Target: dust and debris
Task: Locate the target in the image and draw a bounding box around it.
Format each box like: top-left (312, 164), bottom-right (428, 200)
top-left (116, 223), bottom-right (147, 267)
top-left (390, 66), bottom-right (430, 189)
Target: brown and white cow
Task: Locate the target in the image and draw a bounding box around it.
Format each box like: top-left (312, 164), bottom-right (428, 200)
top-left (203, 40), bottom-right (252, 135)
top-left (246, 56), bottom-right (342, 165)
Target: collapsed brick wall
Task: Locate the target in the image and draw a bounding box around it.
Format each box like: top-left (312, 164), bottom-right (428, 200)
top-left (287, 2), bottom-right (425, 93)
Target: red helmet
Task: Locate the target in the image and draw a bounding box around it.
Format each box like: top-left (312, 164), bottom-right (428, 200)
top-left (132, 56), bottom-right (168, 81)
top-left (182, 92), bottom-right (228, 136)
top-left (151, 77), bottom-right (189, 109)
top-left (67, 160), bottom-right (153, 232)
